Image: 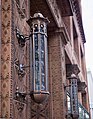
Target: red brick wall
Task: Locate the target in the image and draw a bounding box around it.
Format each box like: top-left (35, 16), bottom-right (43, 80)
top-left (0, 0), bottom-right (1, 117)
top-left (48, 33), bottom-right (66, 119)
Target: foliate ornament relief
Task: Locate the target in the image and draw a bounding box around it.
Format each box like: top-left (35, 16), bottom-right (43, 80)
top-left (13, 100), bottom-right (27, 119)
top-left (15, 101), bottom-right (25, 112)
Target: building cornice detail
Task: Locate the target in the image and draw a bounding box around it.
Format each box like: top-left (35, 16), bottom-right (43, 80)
top-left (47, 0), bottom-right (86, 43)
top-left (71, 0), bottom-right (86, 43)
top-left (46, 0), bottom-right (64, 27)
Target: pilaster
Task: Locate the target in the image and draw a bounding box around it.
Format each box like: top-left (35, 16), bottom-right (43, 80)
top-left (48, 32), bottom-right (66, 118)
top-left (1, 0), bottom-right (12, 118)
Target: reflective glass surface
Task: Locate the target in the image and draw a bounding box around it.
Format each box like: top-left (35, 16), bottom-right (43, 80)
top-left (79, 103), bottom-right (90, 119)
top-left (34, 34), bottom-right (40, 90)
top-left (67, 94), bottom-right (71, 113)
top-left (34, 34), bottom-right (46, 91)
top-left (41, 34), bottom-right (45, 90)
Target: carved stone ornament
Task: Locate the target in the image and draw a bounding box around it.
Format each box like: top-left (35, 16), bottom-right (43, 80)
top-left (15, 0), bottom-right (26, 19)
top-left (78, 81), bottom-right (87, 93)
top-left (66, 64), bottom-right (80, 78)
top-left (15, 101), bottom-right (25, 112)
top-left (31, 101), bottom-right (49, 118)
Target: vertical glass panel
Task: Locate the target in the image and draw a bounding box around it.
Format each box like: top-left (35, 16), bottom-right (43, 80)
top-left (84, 112), bottom-right (89, 119)
top-left (41, 74), bottom-right (45, 90)
top-left (40, 34), bottom-right (45, 90)
top-left (78, 103), bottom-right (89, 119)
top-left (34, 34), bottom-right (40, 90)
top-left (79, 106), bottom-right (83, 119)
top-left (35, 61), bottom-right (40, 90)
top-left (67, 94), bottom-right (71, 113)
top-left (44, 36), bottom-right (48, 90)
top-left (71, 79), bottom-right (78, 115)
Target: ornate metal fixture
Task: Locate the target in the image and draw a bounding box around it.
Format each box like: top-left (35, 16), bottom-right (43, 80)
top-left (27, 13), bottom-right (50, 104)
top-left (14, 59), bottom-right (25, 77)
top-left (68, 73), bottom-right (79, 119)
top-left (15, 87), bottom-right (26, 102)
top-left (15, 13), bottom-right (50, 104)
top-left (16, 28), bottom-right (29, 47)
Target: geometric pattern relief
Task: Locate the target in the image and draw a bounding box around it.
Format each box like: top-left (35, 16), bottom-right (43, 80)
top-left (15, 0), bottom-right (27, 19)
top-left (31, 100), bottom-right (49, 119)
top-left (1, 0), bottom-right (12, 118)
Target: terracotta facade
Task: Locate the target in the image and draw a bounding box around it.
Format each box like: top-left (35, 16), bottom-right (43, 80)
top-left (0, 0), bottom-right (90, 119)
